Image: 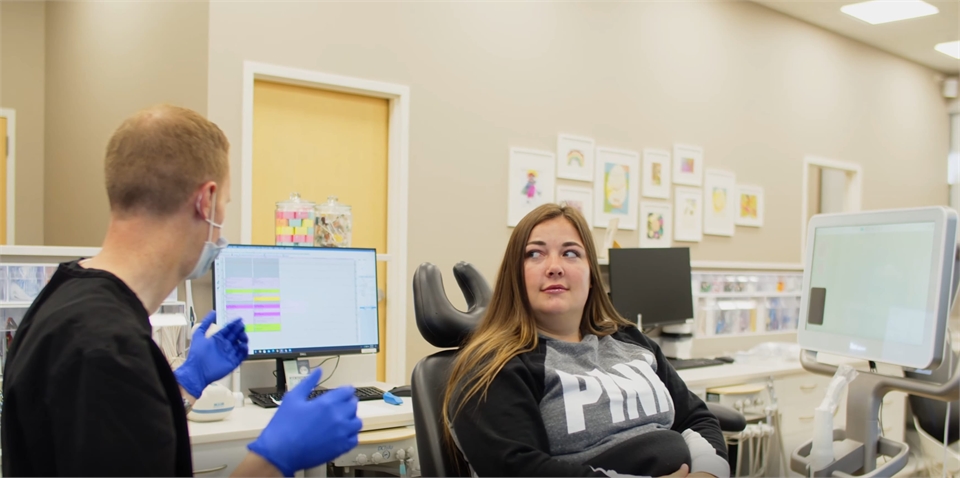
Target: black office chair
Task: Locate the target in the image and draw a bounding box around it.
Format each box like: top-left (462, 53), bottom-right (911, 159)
top-left (410, 261), bottom-right (746, 477)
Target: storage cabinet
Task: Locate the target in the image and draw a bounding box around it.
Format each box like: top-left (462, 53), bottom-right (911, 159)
top-left (191, 440), bottom-right (250, 477)
top-left (0, 246), bottom-right (185, 373)
top-left (693, 271), bottom-right (804, 336)
top-left (0, 247), bottom-right (102, 373)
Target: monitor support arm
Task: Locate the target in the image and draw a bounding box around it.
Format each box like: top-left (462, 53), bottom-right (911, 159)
top-left (951, 243), bottom-right (960, 313)
top-left (792, 349), bottom-right (960, 476)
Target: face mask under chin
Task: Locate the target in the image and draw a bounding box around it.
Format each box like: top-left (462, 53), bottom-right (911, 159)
top-left (185, 236), bottom-right (228, 281)
top-left (185, 191), bottom-right (226, 281)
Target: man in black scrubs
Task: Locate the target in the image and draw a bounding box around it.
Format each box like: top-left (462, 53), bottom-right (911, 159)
top-left (1, 105), bottom-right (362, 477)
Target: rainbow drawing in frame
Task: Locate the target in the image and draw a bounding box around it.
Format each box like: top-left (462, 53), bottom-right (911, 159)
top-left (735, 184), bottom-right (764, 227)
top-left (507, 147), bottom-right (556, 227)
top-left (556, 134), bottom-right (595, 182)
top-left (593, 147), bottom-right (640, 230)
top-left (672, 143), bottom-right (704, 187)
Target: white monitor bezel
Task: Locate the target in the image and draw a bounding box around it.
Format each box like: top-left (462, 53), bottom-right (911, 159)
top-left (798, 206), bottom-right (956, 370)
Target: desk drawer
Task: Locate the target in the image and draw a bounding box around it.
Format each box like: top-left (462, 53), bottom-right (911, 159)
top-left (773, 373), bottom-right (832, 408)
top-left (191, 439), bottom-right (250, 477)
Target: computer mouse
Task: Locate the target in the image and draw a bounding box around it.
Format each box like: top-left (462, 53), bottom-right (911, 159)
top-left (389, 385), bottom-right (412, 397)
top-left (715, 356), bottom-right (735, 364)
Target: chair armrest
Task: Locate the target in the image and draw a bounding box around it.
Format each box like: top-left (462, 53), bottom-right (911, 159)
top-left (706, 402), bottom-right (746, 432)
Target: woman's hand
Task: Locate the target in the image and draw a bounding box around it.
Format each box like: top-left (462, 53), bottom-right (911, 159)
top-left (660, 464), bottom-right (689, 477)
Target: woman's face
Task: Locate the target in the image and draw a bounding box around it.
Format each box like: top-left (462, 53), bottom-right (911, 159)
top-left (523, 217), bottom-right (591, 332)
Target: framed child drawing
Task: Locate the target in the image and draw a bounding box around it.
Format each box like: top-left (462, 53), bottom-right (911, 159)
top-left (674, 187), bottom-right (703, 242)
top-left (556, 134), bottom-right (595, 182)
top-left (642, 148), bottom-right (671, 199)
top-left (593, 147), bottom-right (640, 230)
top-left (735, 184), bottom-right (764, 227)
top-left (673, 144), bottom-right (704, 187)
top-left (556, 185), bottom-right (594, 227)
top-left (507, 148), bottom-right (556, 227)
top-left (639, 201), bottom-right (672, 248)
top-left (703, 169), bottom-right (736, 236)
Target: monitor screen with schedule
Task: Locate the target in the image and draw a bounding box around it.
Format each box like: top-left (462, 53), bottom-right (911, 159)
top-left (212, 245), bottom-right (379, 358)
top-left (798, 207), bottom-right (956, 370)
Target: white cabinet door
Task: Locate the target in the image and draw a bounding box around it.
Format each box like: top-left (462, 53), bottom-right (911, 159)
top-left (191, 440), bottom-right (250, 477)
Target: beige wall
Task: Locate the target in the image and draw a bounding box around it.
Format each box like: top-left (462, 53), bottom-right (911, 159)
top-left (44, 0), bottom-right (210, 246)
top-left (205, 2), bottom-right (951, 376)
top-left (1, 1), bottom-right (46, 246)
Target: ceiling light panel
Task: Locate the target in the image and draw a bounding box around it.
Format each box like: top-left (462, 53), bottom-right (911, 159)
top-left (840, 0), bottom-right (939, 25)
top-left (935, 41), bottom-right (960, 60)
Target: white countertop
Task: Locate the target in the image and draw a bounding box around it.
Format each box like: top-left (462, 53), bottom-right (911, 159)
top-left (676, 359), bottom-right (805, 389)
top-left (677, 353), bottom-right (864, 389)
top-left (188, 382), bottom-right (413, 445)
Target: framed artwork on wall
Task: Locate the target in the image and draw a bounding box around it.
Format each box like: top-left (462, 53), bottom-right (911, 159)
top-left (593, 147), bottom-right (640, 230)
top-left (674, 187), bottom-right (703, 242)
top-left (507, 148), bottom-right (556, 227)
top-left (735, 184), bottom-right (764, 227)
top-left (673, 143), bottom-right (704, 187)
top-left (556, 185), bottom-right (594, 227)
top-left (556, 134), bottom-right (595, 182)
top-left (642, 148), bottom-right (671, 199)
top-left (703, 169), bottom-right (736, 237)
top-left (639, 201), bottom-right (672, 248)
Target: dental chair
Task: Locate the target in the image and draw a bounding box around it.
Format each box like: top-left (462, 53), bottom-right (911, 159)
top-left (410, 261), bottom-right (747, 477)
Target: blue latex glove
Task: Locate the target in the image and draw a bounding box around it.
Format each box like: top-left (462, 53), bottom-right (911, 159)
top-left (173, 311), bottom-right (248, 398)
top-left (248, 369), bottom-right (362, 477)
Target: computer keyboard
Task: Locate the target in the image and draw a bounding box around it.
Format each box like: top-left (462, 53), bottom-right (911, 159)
top-left (249, 386), bottom-right (386, 408)
top-left (667, 357), bottom-right (727, 370)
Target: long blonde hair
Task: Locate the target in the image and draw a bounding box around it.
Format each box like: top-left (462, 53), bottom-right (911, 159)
top-left (441, 204), bottom-right (633, 442)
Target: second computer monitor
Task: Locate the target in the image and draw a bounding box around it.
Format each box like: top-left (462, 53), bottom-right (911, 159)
top-left (798, 207), bottom-right (957, 370)
top-left (212, 244), bottom-right (379, 359)
top-left (608, 248), bottom-right (694, 328)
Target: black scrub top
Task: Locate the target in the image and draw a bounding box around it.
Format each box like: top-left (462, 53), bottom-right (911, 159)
top-left (1, 260), bottom-right (193, 476)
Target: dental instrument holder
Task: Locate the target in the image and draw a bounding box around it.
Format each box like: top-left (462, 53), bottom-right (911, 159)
top-left (790, 349), bottom-right (960, 477)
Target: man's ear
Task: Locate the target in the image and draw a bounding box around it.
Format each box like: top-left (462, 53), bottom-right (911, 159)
top-left (195, 181), bottom-right (218, 217)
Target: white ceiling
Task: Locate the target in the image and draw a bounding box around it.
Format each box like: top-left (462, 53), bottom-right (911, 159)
top-left (751, 0), bottom-right (960, 74)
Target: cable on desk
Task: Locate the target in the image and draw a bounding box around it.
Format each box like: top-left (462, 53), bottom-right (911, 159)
top-left (318, 356), bottom-right (341, 386)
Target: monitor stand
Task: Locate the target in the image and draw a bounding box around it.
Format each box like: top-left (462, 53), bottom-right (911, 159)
top-left (248, 358), bottom-right (327, 396)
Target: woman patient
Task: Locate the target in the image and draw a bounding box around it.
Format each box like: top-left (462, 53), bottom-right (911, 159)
top-left (443, 204), bottom-right (729, 477)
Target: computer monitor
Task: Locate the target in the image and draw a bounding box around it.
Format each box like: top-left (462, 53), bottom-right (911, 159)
top-left (608, 248), bottom-right (694, 328)
top-left (798, 207), bottom-right (957, 370)
top-left (212, 244), bottom-right (379, 393)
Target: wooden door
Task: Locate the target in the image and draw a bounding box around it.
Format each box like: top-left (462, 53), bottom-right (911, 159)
top-left (0, 116), bottom-right (7, 244)
top-left (252, 80), bottom-right (389, 379)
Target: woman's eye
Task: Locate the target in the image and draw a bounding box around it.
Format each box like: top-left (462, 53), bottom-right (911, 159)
top-left (526, 250), bottom-right (542, 258)
top-left (564, 250), bottom-right (581, 258)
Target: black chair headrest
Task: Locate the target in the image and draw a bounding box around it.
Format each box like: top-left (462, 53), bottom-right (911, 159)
top-left (413, 262), bottom-right (491, 349)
